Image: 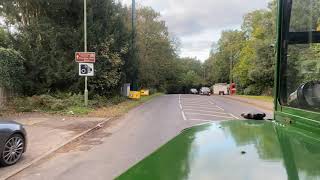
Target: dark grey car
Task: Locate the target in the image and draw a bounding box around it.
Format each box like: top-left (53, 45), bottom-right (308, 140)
top-left (0, 121), bottom-right (27, 166)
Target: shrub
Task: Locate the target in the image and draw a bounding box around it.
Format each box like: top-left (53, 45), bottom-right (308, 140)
top-left (10, 93), bottom-right (128, 113)
top-left (243, 85), bottom-right (263, 95)
top-left (0, 48), bottom-right (26, 91)
top-left (109, 95), bottom-right (126, 105)
top-left (149, 88), bottom-right (158, 95)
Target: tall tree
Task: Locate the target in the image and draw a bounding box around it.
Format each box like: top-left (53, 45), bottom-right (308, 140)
top-left (0, 0), bottom-right (132, 95)
top-left (135, 7), bottom-right (177, 90)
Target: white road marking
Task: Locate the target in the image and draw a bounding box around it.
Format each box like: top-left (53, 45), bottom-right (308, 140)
top-left (181, 98), bottom-right (206, 101)
top-left (180, 94), bottom-right (241, 122)
top-left (181, 97), bottom-right (206, 100)
top-left (179, 94), bottom-right (182, 109)
top-left (215, 105), bottom-right (225, 111)
top-left (183, 109), bottom-right (230, 115)
top-left (180, 100), bottom-right (207, 103)
top-left (188, 119), bottom-right (212, 122)
top-left (182, 106), bottom-right (224, 111)
top-left (182, 104), bottom-right (218, 108)
top-left (181, 111), bottom-right (187, 121)
top-left (185, 112), bottom-right (233, 119)
top-left (208, 100), bottom-right (224, 110)
top-left (182, 103), bottom-right (212, 106)
top-left (229, 113), bottom-right (240, 119)
top-left (208, 101), bottom-right (215, 105)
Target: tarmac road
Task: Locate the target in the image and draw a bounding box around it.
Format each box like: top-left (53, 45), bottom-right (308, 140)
top-left (9, 94), bottom-right (272, 180)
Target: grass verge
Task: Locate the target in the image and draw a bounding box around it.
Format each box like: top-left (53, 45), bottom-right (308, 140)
top-left (89, 93), bottom-right (163, 118)
top-left (1, 93), bottom-right (163, 117)
top-left (238, 95), bottom-right (273, 102)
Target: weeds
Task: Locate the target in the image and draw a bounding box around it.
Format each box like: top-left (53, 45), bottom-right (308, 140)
top-left (8, 92), bottom-right (161, 116)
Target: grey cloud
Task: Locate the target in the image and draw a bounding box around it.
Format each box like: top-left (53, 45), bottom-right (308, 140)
top-left (182, 40), bottom-right (212, 51)
top-left (160, 0), bottom-right (268, 36)
top-left (122, 0), bottom-right (268, 60)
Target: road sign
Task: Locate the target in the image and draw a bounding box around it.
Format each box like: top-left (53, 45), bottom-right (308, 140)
top-left (75, 52), bottom-right (96, 63)
top-left (79, 63), bottom-right (94, 76)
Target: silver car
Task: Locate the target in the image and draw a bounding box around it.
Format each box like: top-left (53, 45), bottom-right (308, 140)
top-left (190, 88), bottom-right (198, 94)
top-left (0, 121), bottom-right (27, 166)
top-left (200, 87), bottom-right (211, 96)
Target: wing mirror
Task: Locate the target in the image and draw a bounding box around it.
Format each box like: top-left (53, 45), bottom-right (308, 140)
top-left (288, 81), bottom-right (320, 108)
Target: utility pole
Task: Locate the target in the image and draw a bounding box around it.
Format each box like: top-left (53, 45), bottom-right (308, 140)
top-left (229, 56), bottom-right (233, 84)
top-left (132, 0), bottom-right (136, 46)
top-left (203, 65), bottom-right (206, 82)
top-left (84, 0), bottom-right (88, 106)
top-left (130, 0), bottom-right (136, 90)
top-left (230, 51), bottom-right (240, 84)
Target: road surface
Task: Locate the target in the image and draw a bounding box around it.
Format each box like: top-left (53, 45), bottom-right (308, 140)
top-left (10, 94), bottom-right (272, 180)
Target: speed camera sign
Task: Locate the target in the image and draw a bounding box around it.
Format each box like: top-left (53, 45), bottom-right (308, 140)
top-left (79, 63), bottom-right (94, 76)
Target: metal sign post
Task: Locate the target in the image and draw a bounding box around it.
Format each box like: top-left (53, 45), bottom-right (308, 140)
top-left (84, 0), bottom-right (88, 107)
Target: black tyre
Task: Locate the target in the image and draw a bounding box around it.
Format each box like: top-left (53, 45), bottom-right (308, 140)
top-left (0, 134), bottom-right (25, 166)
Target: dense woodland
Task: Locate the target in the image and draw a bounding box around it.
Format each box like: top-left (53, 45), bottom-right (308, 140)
top-left (204, 1), bottom-right (277, 95)
top-left (0, 0), bottom-right (282, 97)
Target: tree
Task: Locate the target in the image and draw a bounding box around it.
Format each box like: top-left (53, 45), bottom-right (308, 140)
top-left (0, 0), bottom-right (132, 95)
top-left (204, 30), bottom-right (245, 85)
top-left (0, 47), bottom-right (26, 92)
top-left (135, 7), bottom-right (178, 90)
top-left (0, 28), bottom-right (10, 48)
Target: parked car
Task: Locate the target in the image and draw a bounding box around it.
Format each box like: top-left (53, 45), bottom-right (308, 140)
top-left (199, 87), bottom-right (211, 96)
top-left (190, 88), bottom-right (198, 94)
top-left (0, 121), bottom-right (27, 166)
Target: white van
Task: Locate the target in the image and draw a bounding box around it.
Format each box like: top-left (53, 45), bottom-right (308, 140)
top-left (213, 83), bottom-right (229, 95)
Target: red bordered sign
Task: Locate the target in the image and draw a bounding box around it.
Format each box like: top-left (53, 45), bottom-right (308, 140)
top-left (75, 52), bottom-right (96, 63)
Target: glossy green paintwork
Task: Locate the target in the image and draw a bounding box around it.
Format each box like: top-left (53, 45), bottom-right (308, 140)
top-left (116, 120), bottom-right (320, 180)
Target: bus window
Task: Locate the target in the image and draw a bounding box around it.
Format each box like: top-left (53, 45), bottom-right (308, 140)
top-left (282, 0), bottom-right (320, 111)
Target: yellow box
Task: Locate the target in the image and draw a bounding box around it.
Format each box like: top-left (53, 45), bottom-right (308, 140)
top-left (129, 91), bottom-right (141, 99)
top-left (140, 89), bottom-right (150, 96)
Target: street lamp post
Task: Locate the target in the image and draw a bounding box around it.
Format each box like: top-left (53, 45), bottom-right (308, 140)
top-left (230, 56), bottom-right (233, 84)
top-left (130, 0), bottom-right (136, 89)
top-left (229, 51), bottom-right (240, 84)
top-left (132, 0), bottom-right (136, 45)
top-left (84, 0), bottom-right (88, 106)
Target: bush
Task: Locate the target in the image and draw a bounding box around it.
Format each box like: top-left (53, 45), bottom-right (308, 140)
top-left (0, 48), bottom-right (26, 91)
top-left (12, 95), bottom-right (68, 112)
top-left (10, 93), bottom-right (128, 113)
top-left (110, 95), bottom-right (126, 104)
top-left (149, 88), bottom-right (158, 95)
top-left (243, 85), bottom-right (263, 95)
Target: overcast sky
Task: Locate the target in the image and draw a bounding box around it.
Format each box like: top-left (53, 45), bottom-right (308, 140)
top-left (121, 0), bottom-right (269, 61)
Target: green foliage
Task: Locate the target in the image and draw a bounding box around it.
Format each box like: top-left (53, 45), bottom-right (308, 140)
top-left (1, 0), bottom-right (282, 97)
top-left (205, 30), bottom-right (246, 85)
top-left (0, 28), bottom-right (11, 48)
top-left (1, 1), bottom-right (198, 95)
top-left (136, 7), bottom-right (178, 90)
top-left (204, 1), bottom-right (277, 96)
top-left (90, 94), bottom-right (127, 107)
top-left (243, 85), bottom-right (263, 96)
top-left (12, 94), bottom-right (84, 112)
top-left (1, 0), bottom-right (132, 95)
top-left (0, 47), bottom-right (26, 91)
